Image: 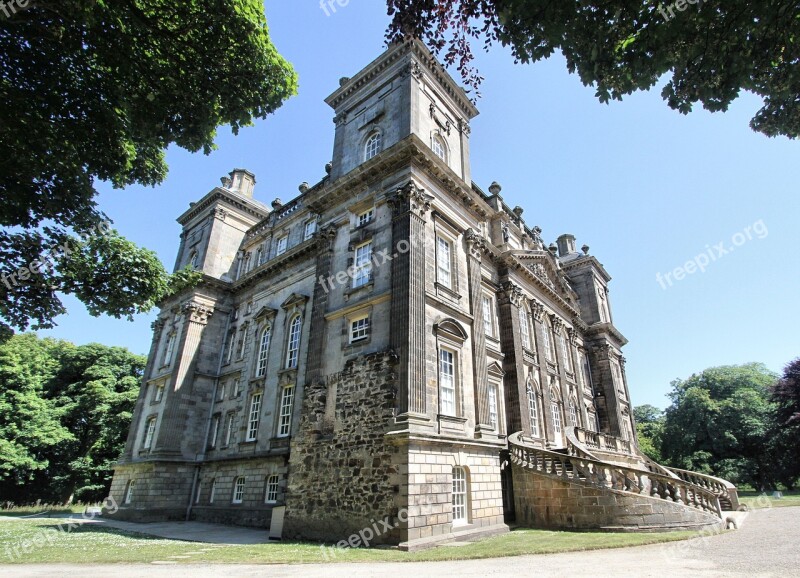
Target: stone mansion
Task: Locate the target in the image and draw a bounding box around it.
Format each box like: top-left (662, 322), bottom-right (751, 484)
top-left (109, 40), bottom-right (737, 549)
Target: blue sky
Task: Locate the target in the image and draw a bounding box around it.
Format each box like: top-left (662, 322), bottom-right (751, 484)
top-left (38, 1), bottom-right (800, 409)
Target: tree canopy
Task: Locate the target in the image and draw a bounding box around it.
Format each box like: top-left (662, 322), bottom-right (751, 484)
top-left (633, 404), bottom-right (665, 463)
top-left (0, 334), bottom-right (145, 504)
top-left (386, 0), bottom-right (800, 139)
top-left (0, 0), bottom-right (297, 337)
top-left (659, 363), bottom-right (778, 489)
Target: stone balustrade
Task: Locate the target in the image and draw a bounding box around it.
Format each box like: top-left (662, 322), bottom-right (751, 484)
top-left (665, 467), bottom-right (740, 510)
top-left (510, 432), bottom-right (723, 519)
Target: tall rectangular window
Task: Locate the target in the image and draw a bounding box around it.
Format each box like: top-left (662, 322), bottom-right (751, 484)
top-left (237, 327), bottom-right (247, 360)
top-left (276, 235), bottom-right (288, 256)
top-left (436, 236), bottom-right (453, 289)
top-left (224, 413), bottom-right (235, 446)
top-left (304, 221), bottom-right (317, 240)
top-left (551, 402), bottom-right (562, 435)
top-left (278, 385), bottom-right (295, 437)
top-left (569, 399), bottom-right (579, 427)
top-left (154, 383), bottom-right (165, 402)
top-left (353, 241), bottom-right (373, 288)
top-left (265, 475), bottom-right (279, 504)
top-left (256, 327), bottom-right (271, 377)
top-left (488, 385), bottom-right (498, 431)
top-left (209, 479), bottom-right (217, 504)
top-left (439, 349), bottom-right (456, 416)
top-left (143, 417), bottom-right (157, 449)
top-left (482, 295), bottom-right (494, 337)
top-left (452, 467), bottom-right (468, 524)
top-left (225, 330), bottom-right (236, 364)
top-left (163, 333), bottom-right (176, 366)
top-left (286, 316), bottom-right (302, 369)
top-left (560, 332), bottom-right (572, 370)
top-left (519, 307), bottom-right (531, 349)
top-left (246, 393), bottom-right (262, 442)
top-left (208, 415), bottom-right (220, 448)
top-left (528, 388), bottom-right (540, 438)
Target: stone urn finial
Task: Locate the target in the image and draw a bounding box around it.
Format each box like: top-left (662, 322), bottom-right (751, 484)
top-left (582, 244), bottom-right (590, 255)
top-left (299, 182), bottom-right (310, 194)
top-left (271, 198), bottom-right (283, 210)
top-left (488, 181), bottom-right (502, 195)
top-left (325, 162), bottom-right (333, 175)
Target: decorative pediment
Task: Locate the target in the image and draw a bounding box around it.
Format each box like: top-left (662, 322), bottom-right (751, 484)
top-left (281, 293), bottom-right (309, 310)
top-left (254, 306), bottom-right (278, 323)
top-left (487, 361), bottom-right (505, 379)
top-left (434, 318), bottom-right (468, 343)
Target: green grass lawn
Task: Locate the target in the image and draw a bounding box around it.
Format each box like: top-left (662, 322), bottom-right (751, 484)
top-left (738, 490), bottom-right (800, 509)
top-left (0, 518), bottom-right (699, 565)
top-left (0, 504), bottom-right (88, 518)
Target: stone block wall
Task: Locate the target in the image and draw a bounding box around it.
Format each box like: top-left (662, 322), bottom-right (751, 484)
top-left (512, 464), bottom-right (724, 532)
top-left (283, 350), bottom-right (403, 544)
top-left (107, 462), bottom-right (195, 522)
top-left (404, 443), bottom-right (506, 544)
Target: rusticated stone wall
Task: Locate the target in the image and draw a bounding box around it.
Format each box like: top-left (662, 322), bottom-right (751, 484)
top-left (512, 464), bottom-right (724, 532)
top-left (283, 350), bottom-right (404, 544)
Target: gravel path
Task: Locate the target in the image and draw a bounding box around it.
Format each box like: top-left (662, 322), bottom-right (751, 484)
top-left (2, 506), bottom-right (797, 577)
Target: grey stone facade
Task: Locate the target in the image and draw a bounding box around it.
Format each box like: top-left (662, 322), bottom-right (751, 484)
top-left (107, 40), bottom-right (675, 550)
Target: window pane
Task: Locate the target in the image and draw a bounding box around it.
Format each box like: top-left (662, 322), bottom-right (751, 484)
top-left (257, 327), bottom-right (271, 377)
top-left (279, 385), bottom-right (295, 437)
top-left (439, 349), bottom-right (456, 416)
top-left (489, 385), bottom-right (498, 431)
top-left (452, 467), bottom-right (467, 523)
top-left (286, 317), bottom-right (302, 368)
top-left (353, 242), bottom-right (372, 288)
top-left (247, 394), bottom-right (262, 441)
top-left (551, 402), bottom-right (562, 435)
top-left (437, 237), bottom-right (452, 289)
top-left (528, 388), bottom-right (540, 438)
top-left (482, 296), bottom-right (493, 337)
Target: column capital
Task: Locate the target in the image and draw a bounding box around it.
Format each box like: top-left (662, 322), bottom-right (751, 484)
top-left (499, 281), bottom-right (525, 307)
top-left (529, 298), bottom-right (545, 322)
top-left (183, 302), bottom-right (214, 325)
top-left (388, 182), bottom-right (433, 219)
top-left (464, 228), bottom-right (487, 260)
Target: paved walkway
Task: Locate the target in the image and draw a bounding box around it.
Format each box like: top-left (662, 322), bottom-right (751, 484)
top-left (2, 507), bottom-right (797, 577)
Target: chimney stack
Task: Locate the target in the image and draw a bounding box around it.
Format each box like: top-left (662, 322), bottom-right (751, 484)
top-left (229, 169), bottom-right (256, 198)
top-left (557, 234), bottom-right (577, 257)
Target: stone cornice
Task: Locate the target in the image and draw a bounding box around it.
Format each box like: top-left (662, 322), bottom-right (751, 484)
top-left (232, 237), bottom-right (320, 291)
top-left (584, 322), bottom-right (629, 348)
top-left (325, 39), bottom-right (479, 120)
top-left (561, 254), bottom-right (613, 283)
top-left (177, 188), bottom-right (269, 226)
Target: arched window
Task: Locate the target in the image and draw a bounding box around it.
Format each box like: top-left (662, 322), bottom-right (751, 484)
top-left (265, 475), bottom-right (279, 504)
top-left (569, 398), bottom-right (579, 427)
top-left (365, 131), bottom-right (382, 161)
top-left (255, 247), bottom-right (263, 267)
top-left (431, 134), bottom-right (446, 161)
top-left (209, 479), bottom-right (217, 503)
top-left (551, 400), bottom-right (562, 435)
top-left (527, 384), bottom-right (540, 438)
top-left (451, 467), bottom-right (469, 524)
top-left (124, 480), bottom-right (135, 505)
top-left (232, 476), bottom-right (246, 504)
top-left (519, 307), bottom-right (531, 349)
top-left (559, 331), bottom-right (572, 370)
top-left (189, 250), bottom-right (199, 269)
top-left (286, 316), bottom-right (302, 369)
top-left (542, 320), bottom-right (554, 361)
top-left (256, 326), bottom-right (271, 377)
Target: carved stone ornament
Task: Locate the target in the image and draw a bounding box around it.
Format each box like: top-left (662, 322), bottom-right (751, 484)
top-left (333, 112), bottom-right (347, 126)
top-left (458, 118), bottom-right (471, 136)
top-left (401, 61), bottom-right (423, 80)
top-left (500, 281), bottom-right (525, 308)
top-left (568, 327), bottom-right (580, 346)
top-left (529, 298), bottom-right (545, 322)
top-left (213, 207), bottom-right (228, 221)
top-left (184, 302), bottom-right (214, 325)
top-left (388, 182), bottom-right (433, 218)
top-left (550, 314), bottom-right (564, 333)
top-left (151, 318), bottom-right (166, 332)
top-left (464, 228), bottom-right (487, 259)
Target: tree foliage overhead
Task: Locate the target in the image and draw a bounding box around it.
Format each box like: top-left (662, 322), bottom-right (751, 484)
top-left (386, 0), bottom-right (800, 139)
top-left (660, 363), bottom-right (778, 489)
top-left (0, 334), bottom-right (144, 504)
top-left (0, 0), bottom-right (297, 337)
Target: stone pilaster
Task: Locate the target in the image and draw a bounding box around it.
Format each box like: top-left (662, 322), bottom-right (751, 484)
top-left (152, 301), bottom-right (213, 458)
top-left (465, 229), bottom-right (492, 435)
top-left (305, 225), bottom-right (338, 385)
top-left (388, 182), bottom-right (433, 424)
top-left (497, 281), bottom-right (528, 435)
top-left (120, 317), bottom-right (165, 461)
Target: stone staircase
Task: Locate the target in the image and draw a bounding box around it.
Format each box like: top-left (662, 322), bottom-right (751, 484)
top-left (508, 428), bottom-right (739, 532)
